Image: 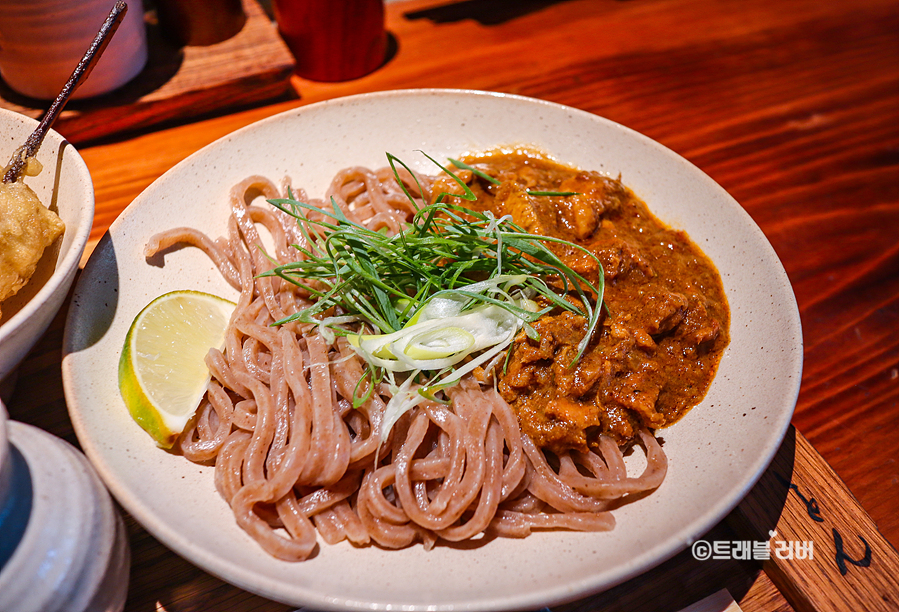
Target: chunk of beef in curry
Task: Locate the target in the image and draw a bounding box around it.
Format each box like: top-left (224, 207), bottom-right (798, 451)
top-left (435, 150), bottom-right (730, 454)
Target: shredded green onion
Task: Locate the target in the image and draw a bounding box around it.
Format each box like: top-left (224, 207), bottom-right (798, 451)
top-left (264, 152), bottom-right (604, 441)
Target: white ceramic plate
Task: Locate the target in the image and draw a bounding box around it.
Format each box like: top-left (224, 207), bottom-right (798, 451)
top-left (62, 89), bottom-right (802, 611)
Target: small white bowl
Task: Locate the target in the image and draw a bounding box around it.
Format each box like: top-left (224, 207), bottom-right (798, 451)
top-left (0, 108), bottom-right (94, 385)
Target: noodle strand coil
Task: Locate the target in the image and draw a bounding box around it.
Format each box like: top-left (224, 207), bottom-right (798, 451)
top-left (148, 164), bottom-right (668, 561)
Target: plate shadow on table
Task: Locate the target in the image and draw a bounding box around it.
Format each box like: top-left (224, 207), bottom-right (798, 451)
top-left (68, 234), bottom-right (121, 352)
top-left (404, 0), bottom-right (575, 26)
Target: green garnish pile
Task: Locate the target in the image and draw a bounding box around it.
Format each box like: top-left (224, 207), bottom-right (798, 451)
top-left (263, 152), bottom-right (604, 439)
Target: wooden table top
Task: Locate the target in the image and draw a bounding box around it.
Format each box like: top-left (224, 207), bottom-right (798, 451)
top-left (4, 0), bottom-right (897, 610)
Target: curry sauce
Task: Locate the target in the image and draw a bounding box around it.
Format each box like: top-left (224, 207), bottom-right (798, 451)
top-left (439, 149), bottom-right (730, 452)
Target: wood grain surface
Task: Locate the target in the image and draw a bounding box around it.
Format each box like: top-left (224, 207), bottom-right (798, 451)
top-left (3, 0), bottom-right (897, 610)
top-left (731, 427), bottom-right (899, 612)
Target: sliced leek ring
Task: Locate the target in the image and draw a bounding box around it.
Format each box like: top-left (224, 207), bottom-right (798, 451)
top-left (404, 327), bottom-right (476, 360)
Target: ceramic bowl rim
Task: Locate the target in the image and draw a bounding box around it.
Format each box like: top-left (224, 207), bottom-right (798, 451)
top-left (0, 108), bottom-right (95, 348)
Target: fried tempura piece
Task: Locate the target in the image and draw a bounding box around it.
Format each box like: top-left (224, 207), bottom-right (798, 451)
top-left (0, 157), bottom-right (65, 318)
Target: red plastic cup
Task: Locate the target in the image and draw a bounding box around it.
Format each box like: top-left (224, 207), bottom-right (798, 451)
top-left (273, 0), bottom-right (386, 82)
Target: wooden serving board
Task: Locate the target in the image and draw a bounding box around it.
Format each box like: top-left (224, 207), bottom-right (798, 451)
top-left (0, 0), bottom-right (295, 145)
top-left (730, 427), bottom-right (899, 612)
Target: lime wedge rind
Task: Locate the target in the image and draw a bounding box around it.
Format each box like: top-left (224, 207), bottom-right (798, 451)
top-left (118, 290), bottom-right (235, 448)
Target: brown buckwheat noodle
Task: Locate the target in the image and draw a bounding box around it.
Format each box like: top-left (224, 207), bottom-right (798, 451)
top-left (144, 165), bottom-right (667, 561)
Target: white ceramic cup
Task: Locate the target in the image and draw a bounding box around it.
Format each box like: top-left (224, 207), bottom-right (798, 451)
top-left (0, 400), bottom-right (129, 612)
top-left (0, 0), bottom-right (148, 100)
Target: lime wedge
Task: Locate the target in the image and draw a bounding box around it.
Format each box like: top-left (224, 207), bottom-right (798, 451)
top-left (118, 290), bottom-right (235, 448)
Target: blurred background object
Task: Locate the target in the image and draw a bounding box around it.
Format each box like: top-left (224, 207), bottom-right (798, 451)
top-left (0, 0), bottom-right (148, 100)
top-left (155, 0), bottom-right (247, 47)
top-left (274, 0), bottom-right (386, 81)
